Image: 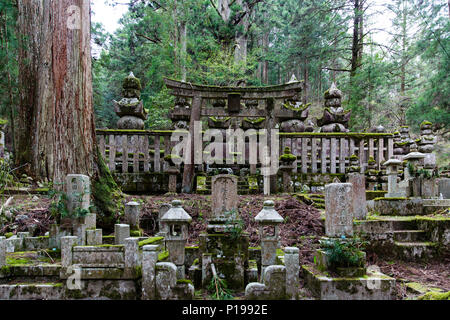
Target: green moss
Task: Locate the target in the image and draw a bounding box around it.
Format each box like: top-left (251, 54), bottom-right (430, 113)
top-left (5, 232), bottom-right (13, 239)
top-left (278, 132), bottom-right (393, 138)
top-left (209, 116), bottom-right (231, 123)
top-left (130, 229), bottom-right (143, 237)
top-left (418, 291), bottom-right (450, 300)
top-left (138, 237), bottom-right (164, 247)
top-left (0, 118), bottom-right (8, 125)
top-left (158, 250), bottom-right (169, 261)
top-left (243, 117), bottom-right (265, 124)
top-left (123, 74), bottom-right (142, 90)
top-left (420, 120), bottom-right (432, 128)
top-left (92, 146), bottom-right (124, 231)
top-left (177, 279), bottom-right (193, 285)
top-left (282, 102), bottom-right (311, 112)
top-left (373, 197), bottom-right (408, 201)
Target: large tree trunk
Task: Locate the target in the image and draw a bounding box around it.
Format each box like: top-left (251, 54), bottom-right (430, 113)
top-left (17, 0), bottom-right (121, 230)
top-left (17, 0), bottom-right (95, 185)
top-left (351, 0), bottom-right (362, 77)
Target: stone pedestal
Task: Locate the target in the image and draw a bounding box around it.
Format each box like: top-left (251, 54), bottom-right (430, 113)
top-left (157, 203), bottom-right (171, 237)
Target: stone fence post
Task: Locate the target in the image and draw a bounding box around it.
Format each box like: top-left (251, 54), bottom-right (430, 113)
top-left (124, 237), bottom-right (139, 277)
top-left (142, 245), bottom-right (159, 300)
top-left (285, 247), bottom-right (299, 300)
top-left (61, 236), bottom-right (78, 269)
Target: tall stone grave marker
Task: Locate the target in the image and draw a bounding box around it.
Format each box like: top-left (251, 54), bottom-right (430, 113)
top-left (324, 183), bottom-right (354, 237)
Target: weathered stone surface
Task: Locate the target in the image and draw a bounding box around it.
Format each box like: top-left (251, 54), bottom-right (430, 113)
top-left (73, 223), bottom-right (86, 246)
top-left (125, 202), bottom-right (141, 230)
top-left (171, 282), bottom-right (195, 300)
top-left (155, 262), bottom-right (177, 300)
top-left (117, 116), bottom-right (145, 130)
top-left (23, 237), bottom-right (50, 251)
top-left (65, 174), bottom-right (91, 214)
top-left (348, 173), bottom-right (367, 219)
top-left (325, 183), bottom-right (354, 237)
top-left (211, 175), bottom-right (238, 219)
top-left (303, 265), bottom-right (396, 300)
top-left (245, 265), bottom-right (287, 300)
top-left (61, 236), bottom-right (78, 268)
top-left (142, 245), bottom-right (159, 300)
top-left (374, 198), bottom-right (423, 216)
top-left (438, 178), bottom-right (450, 199)
top-left (157, 203), bottom-right (171, 236)
top-left (284, 247), bottom-right (299, 300)
top-left (84, 213), bottom-right (96, 230)
top-left (115, 224), bottom-right (130, 245)
top-left (124, 238), bottom-right (139, 276)
top-left (0, 237), bottom-right (5, 267)
top-left (86, 229), bottom-right (102, 246)
top-left (72, 247), bottom-right (124, 267)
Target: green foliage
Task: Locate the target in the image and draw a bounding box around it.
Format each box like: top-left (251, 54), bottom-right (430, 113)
top-left (0, 158), bottom-right (13, 190)
top-left (208, 273), bottom-right (234, 300)
top-left (320, 237), bottom-right (367, 270)
top-left (47, 188), bottom-right (90, 219)
top-left (223, 209), bottom-right (244, 241)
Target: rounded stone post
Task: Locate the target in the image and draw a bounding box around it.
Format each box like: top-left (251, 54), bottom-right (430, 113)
top-left (284, 247), bottom-right (299, 300)
top-left (142, 245), bottom-right (159, 300)
top-left (324, 183), bottom-right (353, 238)
top-left (61, 236), bottom-right (78, 268)
top-left (125, 201), bottom-right (141, 230)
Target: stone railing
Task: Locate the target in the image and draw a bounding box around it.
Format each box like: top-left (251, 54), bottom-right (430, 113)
top-left (97, 130), bottom-right (393, 175)
top-left (279, 132), bottom-right (394, 174)
top-left (97, 129), bottom-right (175, 174)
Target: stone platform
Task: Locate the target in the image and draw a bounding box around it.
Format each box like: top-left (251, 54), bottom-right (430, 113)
top-left (302, 264), bottom-right (396, 300)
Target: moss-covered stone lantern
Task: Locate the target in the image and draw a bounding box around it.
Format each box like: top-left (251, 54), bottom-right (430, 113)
top-left (161, 200), bottom-right (192, 278)
top-left (255, 200), bottom-right (284, 279)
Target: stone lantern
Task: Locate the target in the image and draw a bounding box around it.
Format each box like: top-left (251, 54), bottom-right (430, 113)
top-left (383, 159), bottom-right (402, 198)
top-left (255, 200), bottom-right (284, 279)
top-left (161, 200), bottom-right (192, 278)
top-left (404, 152), bottom-right (426, 197)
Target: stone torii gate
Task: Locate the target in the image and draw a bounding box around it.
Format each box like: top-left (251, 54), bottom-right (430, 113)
top-left (164, 78), bottom-right (305, 193)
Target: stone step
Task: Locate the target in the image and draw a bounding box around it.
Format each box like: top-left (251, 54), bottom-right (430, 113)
top-left (394, 241), bottom-right (437, 261)
top-left (393, 230), bottom-right (427, 242)
top-left (391, 220), bottom-right (418, 231)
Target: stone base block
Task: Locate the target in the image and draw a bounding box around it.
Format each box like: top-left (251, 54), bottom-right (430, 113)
top-left (302, 265), bottom-right (396, 300)
top-left (373, 198), bottom-right (423, 216)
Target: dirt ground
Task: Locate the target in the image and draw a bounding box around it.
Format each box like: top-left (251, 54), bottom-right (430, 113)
top-left (1, 192), bottom-right (449, 297)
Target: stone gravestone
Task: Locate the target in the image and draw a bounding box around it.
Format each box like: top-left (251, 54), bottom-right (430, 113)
top-left (65, 174), bottom-right (91, 214)
top-left (211, 175), bottom-right (238, 221)
top-left (324, 183), bottom-right (354, 237)
top-left (438, 178), bottom-right (450, 199)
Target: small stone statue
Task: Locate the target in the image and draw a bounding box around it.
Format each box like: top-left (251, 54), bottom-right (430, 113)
top-left (113, 72), bottom-right (148, 129)
top-left (317, 83), bottom-right (351, 132)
